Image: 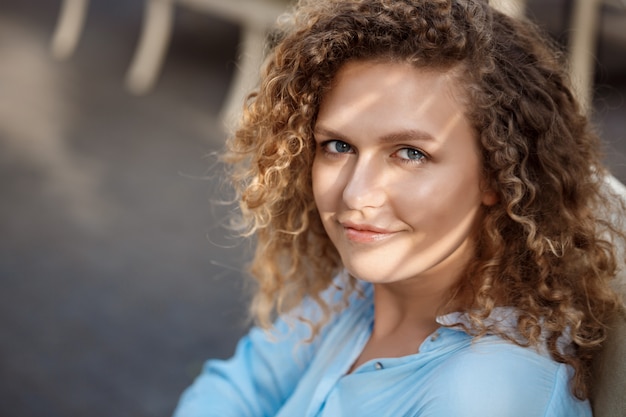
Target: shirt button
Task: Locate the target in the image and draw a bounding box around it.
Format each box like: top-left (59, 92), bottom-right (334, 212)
top-left (430, 332), bottom-right (440, 342)
top-left (374, 362), bottom-right (384, 370)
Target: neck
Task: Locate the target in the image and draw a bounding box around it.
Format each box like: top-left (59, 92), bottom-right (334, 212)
top-left (370, 279), bottom-right (453, 341)
top-left (347, 278), bottom-right (454, 373)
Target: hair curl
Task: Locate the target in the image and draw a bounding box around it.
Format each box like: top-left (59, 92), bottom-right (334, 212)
top-left (223, 0), bottom-right (625, 399)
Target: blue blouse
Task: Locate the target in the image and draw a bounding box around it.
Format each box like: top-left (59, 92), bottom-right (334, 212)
top-left (172, 281), bottom-right (591, 417)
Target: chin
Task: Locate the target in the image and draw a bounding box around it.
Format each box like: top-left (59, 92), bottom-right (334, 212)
top-left (342, 262), bottom-right (405, 284)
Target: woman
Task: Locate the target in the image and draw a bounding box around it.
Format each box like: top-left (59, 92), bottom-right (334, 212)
top-left (173, 0), bottom-right (625, 415)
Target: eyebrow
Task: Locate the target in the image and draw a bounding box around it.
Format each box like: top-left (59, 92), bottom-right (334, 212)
top-left (314, 126), bottom-right (436, 144)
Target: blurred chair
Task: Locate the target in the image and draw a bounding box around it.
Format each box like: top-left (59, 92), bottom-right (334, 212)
top-left (50, 0), bottom-right (89, 60)
top-left (125, 0), bottom-right (291, 124)
top-left (491, 0), bottom-right (527, 18)
top-left (568, 0), bottom-right (626, 111)
top-left (50, 0), bottom-right (291, 124)
top-left (568, 0), bottom-right (601, 111)
top-left (491, 0), bottom-right (626, 113)
top-left (49, 0), bottom-right (622, 120)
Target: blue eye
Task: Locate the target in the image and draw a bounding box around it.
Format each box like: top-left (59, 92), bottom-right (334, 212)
top-left (396, 148), bottom-right (426, 161)
top-left (324, 140), bottom-right (353, 154)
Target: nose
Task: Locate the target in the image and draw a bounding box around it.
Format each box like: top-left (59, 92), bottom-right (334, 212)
top-left (342, 157), bottom-right (386, 210)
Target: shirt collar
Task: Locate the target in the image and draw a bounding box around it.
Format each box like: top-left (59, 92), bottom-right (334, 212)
top-left (436, 307), bottom-right (573, 355)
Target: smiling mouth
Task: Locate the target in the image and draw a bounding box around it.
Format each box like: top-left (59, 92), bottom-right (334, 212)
top-left (343, 226), bottom-right (397, 243)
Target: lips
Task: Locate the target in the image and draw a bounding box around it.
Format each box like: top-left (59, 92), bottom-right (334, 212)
top-left (340, 221), bottom-right (398, 243)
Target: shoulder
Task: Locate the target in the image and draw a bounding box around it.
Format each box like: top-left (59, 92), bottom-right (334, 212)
top-left (424, 335), bottom-right (591, 417)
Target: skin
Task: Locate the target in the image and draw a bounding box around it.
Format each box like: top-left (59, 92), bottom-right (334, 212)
top-left (312, 60), bottom-right (497, 369)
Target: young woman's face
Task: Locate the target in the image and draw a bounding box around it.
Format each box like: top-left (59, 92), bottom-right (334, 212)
top-left (312, 61), bottom-right (496, 289)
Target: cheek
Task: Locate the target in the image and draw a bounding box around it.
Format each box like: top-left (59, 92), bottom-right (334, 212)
top-left (388, 171), bottom-right (483, 224)
top-left (311, 159), bottom-right (335, 211)
top-left (386, 175), bottom-right (437, 213)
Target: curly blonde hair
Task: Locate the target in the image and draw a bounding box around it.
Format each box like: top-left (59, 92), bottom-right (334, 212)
top-left (223, 0), bottom-right (625, 399)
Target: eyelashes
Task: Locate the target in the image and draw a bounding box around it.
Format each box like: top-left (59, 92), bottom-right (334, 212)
top-left (393, 148), bottom-right (427, 163)
top-left (322, 140), bottom-right (354, 155)
top-left (319, 139), bottom-right (428, 165)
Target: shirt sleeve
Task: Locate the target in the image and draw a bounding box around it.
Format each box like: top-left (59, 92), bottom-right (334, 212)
top-left (171, 293), bottom-right (341, 417)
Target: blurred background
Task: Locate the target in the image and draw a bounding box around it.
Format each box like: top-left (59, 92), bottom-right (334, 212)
top-left (0, 0), bottom-right (624, 416)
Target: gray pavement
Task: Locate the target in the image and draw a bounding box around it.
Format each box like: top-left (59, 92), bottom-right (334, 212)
top-left (0, 1), bottom-right (624, 416)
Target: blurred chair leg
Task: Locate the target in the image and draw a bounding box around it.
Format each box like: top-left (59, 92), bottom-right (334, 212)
top-left (219, 24), bottom-right (267, 128)
top-left (50, 0), bottom-right (89, 60)
top-left (491, 0), bottom-right (527, 18)
top-left (568, 0), bottom-right (601, 112)
top-left (126, 0), bottom-right (175, 95)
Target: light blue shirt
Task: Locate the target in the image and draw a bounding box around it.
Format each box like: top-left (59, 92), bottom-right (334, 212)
top-left (173, 281), bottom-right (591, 417)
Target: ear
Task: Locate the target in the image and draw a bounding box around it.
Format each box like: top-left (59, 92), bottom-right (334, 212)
top-left (481, 188), bottom-right (499, 206)
top-left (479, 178), bottom-right (499, 206)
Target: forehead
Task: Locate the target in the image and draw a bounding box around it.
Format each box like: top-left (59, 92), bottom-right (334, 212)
top-left (325, 58), bottom-right (466, 96)
top-left (316, 60), bottom-right (474, 144)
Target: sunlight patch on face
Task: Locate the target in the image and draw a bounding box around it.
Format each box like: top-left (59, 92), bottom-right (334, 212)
top-left (437, 111), bottom-right (465, 144)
